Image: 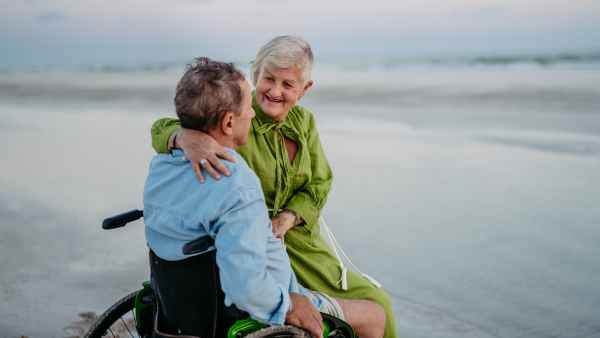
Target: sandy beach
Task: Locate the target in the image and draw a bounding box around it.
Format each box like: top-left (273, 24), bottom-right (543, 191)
top-left (1, 68), bottom-right (599, 338)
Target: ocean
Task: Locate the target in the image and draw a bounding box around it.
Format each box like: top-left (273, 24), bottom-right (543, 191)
top-left (1, 51), bottom-right (600, 76)
top-left (0, 57), bottom-right (599, 337)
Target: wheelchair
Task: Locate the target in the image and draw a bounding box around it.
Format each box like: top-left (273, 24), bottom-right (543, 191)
top-left (84, 210), bottom-right (356, 338)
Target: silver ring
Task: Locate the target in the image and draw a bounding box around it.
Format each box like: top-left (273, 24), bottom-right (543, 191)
top-left (200, 159), bottom-right (208, 165)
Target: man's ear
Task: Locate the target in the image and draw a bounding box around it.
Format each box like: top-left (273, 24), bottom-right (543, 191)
top-left (298, 80), bottom-right (313, 100)
top-left (220, 111), bottom-right (235, 136)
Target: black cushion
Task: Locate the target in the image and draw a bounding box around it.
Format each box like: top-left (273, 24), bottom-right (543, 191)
top-left (150, 249), bottom-right (247, 337)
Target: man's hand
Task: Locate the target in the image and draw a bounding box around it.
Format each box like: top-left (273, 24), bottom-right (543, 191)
top-left (170, 129), bottom-right (237, 183)
top-left (286, 292), bottom-right (324, 338)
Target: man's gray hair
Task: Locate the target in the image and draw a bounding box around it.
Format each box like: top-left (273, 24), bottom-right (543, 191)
top-left (249, 36), bottom-right (314, 87)
top-left (175, 57), bottom-right (245, 133)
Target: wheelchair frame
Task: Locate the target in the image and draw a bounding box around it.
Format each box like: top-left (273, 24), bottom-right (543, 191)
top-left (85, 209), bottom-right (355, 338)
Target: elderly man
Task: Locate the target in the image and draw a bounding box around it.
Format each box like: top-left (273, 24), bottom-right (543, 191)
top-left (143, 58), bottom-right (385, 338)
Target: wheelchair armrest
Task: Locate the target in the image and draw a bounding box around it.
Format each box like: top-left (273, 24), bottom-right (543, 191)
top-left (102, 209), bottom-right (144, 230)
top-left (183, 236), bottom-right (215, 255)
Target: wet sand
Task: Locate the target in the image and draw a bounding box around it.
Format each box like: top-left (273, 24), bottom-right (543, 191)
top-left (1, 69), bottom-right (599, 337)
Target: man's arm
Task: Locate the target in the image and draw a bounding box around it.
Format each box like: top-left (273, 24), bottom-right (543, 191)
top-left (213, 186), bottom-right (291, 326)
top-left (213, 186), bottom-right (323, 337)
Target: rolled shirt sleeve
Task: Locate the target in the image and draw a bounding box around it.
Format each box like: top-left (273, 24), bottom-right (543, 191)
top-left (289, 271), bottom-right (323, 311)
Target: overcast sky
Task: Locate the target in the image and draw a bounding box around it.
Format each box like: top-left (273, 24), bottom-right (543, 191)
top-left (1, 0), bottom-right (599, 64)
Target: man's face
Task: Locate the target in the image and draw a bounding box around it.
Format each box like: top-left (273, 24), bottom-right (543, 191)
top-left (232, 80), bottom-right (255, 148)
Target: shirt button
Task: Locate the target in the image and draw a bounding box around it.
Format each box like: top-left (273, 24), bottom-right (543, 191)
top-left (182, 156), bottom-right (186, 161)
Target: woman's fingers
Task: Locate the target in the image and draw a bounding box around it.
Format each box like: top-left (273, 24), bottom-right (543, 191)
top-left (271, 219), bottom-right (286, 244)
top-left (273, 227), bottom-right (282, 243)
top-left (206, 154), bottom-right (230, 178)
top-left (216, 147), bottom-right (237, 165)
top-left (192, 162), bottom-right (206, 184)
top-left (200, 158), bottom-right (222, 181)
top-left (178, 128), bottom-right (236, 183)
top-left (271, 214), bottom-right (295, 244)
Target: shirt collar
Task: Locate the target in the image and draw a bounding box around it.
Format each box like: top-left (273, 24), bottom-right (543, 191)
top-left (169, 149), bottom-right (189, 164)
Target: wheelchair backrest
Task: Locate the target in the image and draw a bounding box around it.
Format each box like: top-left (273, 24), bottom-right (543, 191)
top-left (150, 248), bottom-right (247, 338)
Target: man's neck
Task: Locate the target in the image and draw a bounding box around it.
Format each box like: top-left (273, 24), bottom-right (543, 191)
top-left (208, 131), bottom-right (238, 151)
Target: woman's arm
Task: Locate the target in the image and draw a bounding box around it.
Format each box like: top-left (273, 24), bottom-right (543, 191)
top-left (151, 118), bottom-right (182, 154)
top-left (150, 118), bottom-right (237, 183)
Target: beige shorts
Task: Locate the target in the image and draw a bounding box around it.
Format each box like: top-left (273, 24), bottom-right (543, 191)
top-left (304, 289), bottom-right (345, 321)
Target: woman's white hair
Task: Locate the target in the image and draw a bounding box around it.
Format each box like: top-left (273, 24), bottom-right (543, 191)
top-left (250, 35), bottom-right (314, 87)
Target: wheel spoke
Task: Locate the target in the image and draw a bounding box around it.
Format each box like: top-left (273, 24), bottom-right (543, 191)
top-left (121, 317), bottom-right (135, 338)
top-left (108, 327), bottom-right (116, 338)
top-left (131, 309), bottom-right (140, 338)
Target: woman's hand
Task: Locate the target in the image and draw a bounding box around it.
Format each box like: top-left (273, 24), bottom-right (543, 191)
top-left (271, 210), bottom-right (303, 244)
top-left (169, 128), bottom-right (237, 183)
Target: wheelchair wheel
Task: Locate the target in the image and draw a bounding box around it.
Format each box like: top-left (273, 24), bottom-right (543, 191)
top-left (245, 325), bottom-right (315, 338)
top-left (84, 290), bottom-right (139, 338)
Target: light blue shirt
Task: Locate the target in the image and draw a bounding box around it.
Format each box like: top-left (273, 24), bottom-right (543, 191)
top-left (143, 149), bottom-right (321, 326)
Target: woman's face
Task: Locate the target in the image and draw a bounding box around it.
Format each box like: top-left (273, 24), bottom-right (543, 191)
top-left (254, 65), bottom-right (313, 122)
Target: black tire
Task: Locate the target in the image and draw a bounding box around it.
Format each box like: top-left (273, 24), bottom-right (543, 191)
top-left (84, 290), bottom-right (139, 338)
top-left (245, 325), bottom-right (315, 338)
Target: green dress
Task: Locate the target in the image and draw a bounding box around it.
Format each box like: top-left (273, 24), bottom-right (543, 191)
top-left (151, 96), bottom-right (399, 338)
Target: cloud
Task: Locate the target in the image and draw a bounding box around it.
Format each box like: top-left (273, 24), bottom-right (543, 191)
top-left (34, 11), bottom-right (64, 22)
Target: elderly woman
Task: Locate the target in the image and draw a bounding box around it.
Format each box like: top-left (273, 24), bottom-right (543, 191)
top-left (151, 36), bottom-right (398, 338)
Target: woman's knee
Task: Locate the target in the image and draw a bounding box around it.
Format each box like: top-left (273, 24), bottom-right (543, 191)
top-left (367, 288), bottom-right (394, 313)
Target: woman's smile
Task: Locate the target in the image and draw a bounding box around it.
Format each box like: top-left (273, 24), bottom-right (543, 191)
top-left (265, 95), bottom-right (284, 103)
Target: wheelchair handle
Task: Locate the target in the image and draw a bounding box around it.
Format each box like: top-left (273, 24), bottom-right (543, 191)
top-left (102, 209), bottom-right (144, 230)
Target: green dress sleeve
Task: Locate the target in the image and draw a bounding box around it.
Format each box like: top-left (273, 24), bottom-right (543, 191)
top-left (151, 118), bottom-right (181, 154)
top-left (284, 112), bottom-right (333, 231)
